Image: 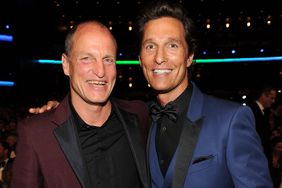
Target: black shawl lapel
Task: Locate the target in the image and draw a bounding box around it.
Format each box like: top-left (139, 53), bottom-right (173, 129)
top-left (53, 116), bottom-right (91, 188)
top-left (172, 117), bottom-right (203, 188)
top-left (112, 102), bottom-right (150, 188)
top-left (171, 83), bottom-right (205, 188)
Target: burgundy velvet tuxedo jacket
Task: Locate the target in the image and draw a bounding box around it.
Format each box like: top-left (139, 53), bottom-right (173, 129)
top-left (11, 95), bottom-right (150, 188)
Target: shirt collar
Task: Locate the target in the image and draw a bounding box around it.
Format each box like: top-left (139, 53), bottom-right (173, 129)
top-left (174, 83), bottom-right (193, 115)
top-left (154, 83), bottom-right (193, 117)
top-left (256, 100), bottom-right (265, 112)
top-left (69, 97), bottom-right (114, 130)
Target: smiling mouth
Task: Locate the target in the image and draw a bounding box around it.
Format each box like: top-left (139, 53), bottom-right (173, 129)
top-left (86, 80), bottom-right (107, 85)
top-left (153, 69), bottom-right (172, 74)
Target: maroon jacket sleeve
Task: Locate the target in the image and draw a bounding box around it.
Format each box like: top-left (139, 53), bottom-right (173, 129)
top-left (11, 118), bottom-right (43, 188)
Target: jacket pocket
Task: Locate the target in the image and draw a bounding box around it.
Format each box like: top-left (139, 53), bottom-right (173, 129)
top-left (189, 154), bottom-right (217, 173)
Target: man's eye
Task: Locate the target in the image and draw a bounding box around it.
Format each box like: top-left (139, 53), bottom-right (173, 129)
top-left (81, 57), bottom-right (90, 60)
top-left (103, 58), bottom-right (115, 64)
top-left (169, 43), bottom-right (178, 48)
top-left (145, 44), bottom-right (154, 49)
top-left (80, 57), bottom-right (92, 63)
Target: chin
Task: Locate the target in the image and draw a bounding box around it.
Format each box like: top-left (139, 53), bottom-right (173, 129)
top-left (152, 85), bottom-right (170, 93)
top-left (90, 99), bottom-right (109, 106)
top-left (88, 95), bottom-right (109, 103)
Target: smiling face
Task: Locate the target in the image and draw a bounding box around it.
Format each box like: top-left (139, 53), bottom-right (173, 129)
top-left (62, 22), bottom-right (117, 107)
top-left (139, 17), bottom-right (194, 103)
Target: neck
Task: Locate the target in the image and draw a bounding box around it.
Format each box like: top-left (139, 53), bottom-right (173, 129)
top-left (72, 98), bottom-right (112, 127)
top-left (157, 83), bottom-right (188, 106)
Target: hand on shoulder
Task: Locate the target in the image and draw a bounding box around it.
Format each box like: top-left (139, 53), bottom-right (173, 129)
top-left (29, 100), bottom-right (60, 114)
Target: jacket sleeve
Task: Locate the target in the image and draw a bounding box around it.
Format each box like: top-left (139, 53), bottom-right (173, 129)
top-left (226, 105), bottom-right (273, 188)
top-left (11, 119), bottom-right (43, 188)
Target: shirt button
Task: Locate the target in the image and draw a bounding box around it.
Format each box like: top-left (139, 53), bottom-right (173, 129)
top-left (160, 159), bottom-right (165, 164)
top-left (162, 126), bottom-right (167, 132)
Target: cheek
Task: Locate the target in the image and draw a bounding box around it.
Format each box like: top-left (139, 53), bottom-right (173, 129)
top-left (74, 65), bottom-right (90, 76)
top-left (141, 66), bottom-right (151, 80)
top-left (111, 72), bottom-right (117, 81)
top-left (108, 66), bottom-right (117, 80)
top-left (142, 62), bottom-right (154, 78)
top-left (178, 63), bottom-right (188, 75)
top-left (140, 53), bottom-right (153, 67)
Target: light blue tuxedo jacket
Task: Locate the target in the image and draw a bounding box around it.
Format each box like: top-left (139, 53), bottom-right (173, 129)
top-left (148, 82), bottom-right (273, 188)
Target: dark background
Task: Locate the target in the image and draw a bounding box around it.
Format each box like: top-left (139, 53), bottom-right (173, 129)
top-left (1, 0), bottom-right (281, 108)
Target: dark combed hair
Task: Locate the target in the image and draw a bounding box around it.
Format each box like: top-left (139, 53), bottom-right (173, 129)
top-left (253, 84), bottom-right (276, 100)
top-left (136, 0), bottom-right (198, 55)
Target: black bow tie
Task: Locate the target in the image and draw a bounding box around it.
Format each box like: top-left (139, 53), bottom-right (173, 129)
top-left (150, 101), bottom-right (178, 122)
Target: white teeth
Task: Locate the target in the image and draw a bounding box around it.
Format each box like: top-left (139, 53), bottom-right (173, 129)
top-left (86, 80), bottom-right (106, 85)
top-left (153, 69), bottom-right (171, 74)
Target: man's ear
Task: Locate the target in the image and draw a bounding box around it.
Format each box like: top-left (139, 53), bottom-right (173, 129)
top-left (62, 53), bottom-right (70, 76)
top-left (186, 53), bottom-right (194, 68)
top-left (138, 55), bottom-right (143, 67)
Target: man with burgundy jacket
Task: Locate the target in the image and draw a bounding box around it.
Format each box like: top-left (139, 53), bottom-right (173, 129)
top-left (11, 20), bottom-right (149, 188)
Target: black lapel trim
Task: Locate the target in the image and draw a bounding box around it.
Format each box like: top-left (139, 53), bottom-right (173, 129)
top-left (112, 102), bottom-right (150, 188)
top-left (172, 117), bottom-right (204, 188)
top-left (53, 117), bottom-right (91, 188)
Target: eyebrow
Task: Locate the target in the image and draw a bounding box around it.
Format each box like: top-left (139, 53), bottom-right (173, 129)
top-left (167, 37), bottom-right (182, 43)
top-left (142, 37), bottom-right (181, 44)
top-left (142, 38), bottom-right (154, 44)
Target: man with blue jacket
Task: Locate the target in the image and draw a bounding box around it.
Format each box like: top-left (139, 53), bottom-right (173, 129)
top-left (137, 1), bottom-right (273, 187)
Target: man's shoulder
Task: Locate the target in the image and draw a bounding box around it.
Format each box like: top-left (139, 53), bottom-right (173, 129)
top-left (204, 93), bottom-right (238, 106)
top-left (246, 100), bottom-right (259, 110)
top-left (111, 98), bottom-right (150, 127)
top-left (203, 93), bottom-right (251, 113)
top-left (19, 95), bottom-right (70, 128)
top-left (17, 109), bottom-right (57, 130)
top-left (112, 98), bottom-right (148, 113)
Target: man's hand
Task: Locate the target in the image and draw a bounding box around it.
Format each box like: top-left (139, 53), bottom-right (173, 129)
top-left (29, 100), bottom-right (60, 114)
